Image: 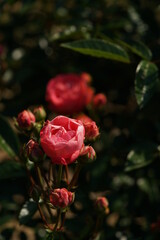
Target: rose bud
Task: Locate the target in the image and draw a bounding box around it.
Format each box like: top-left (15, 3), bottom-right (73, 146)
top-left (95, 197), bottom-right (109, 215)
top-left (45, 73), bottom-right (94, 114)
top-left (49, 188), bottom-right (74, 209)
top-left (26, 139), bottom-right (44, 163)
top-left (33, 106), bottom-right (46, 121)
top-left (85, 121), bottom-right (100, 141)
top-left (76, 114), bottom-right (93, 124)
top-left (40, 116), bottom-right (85, 165)
top-left (80, 72), bottom-right (92, 84)
top-left (17, 110), bottom-right (35, 130)
top-left (76, 114), bottom-right (99, 141)
top-left (79, 145), bottom-right (96, 163)
top-left (93, 93), bottom-right (107, 109)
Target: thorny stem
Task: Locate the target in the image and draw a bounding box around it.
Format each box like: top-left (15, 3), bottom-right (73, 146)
top-left (41, 168), bottom-right (51, 189)
top-left (45, 203), bottom-right (54, 222)
top-left (35, 164), bottom-right (44, 191)
top-left (59, 211), bottom-right (66, 230)
top-left (48, 162), bottom-right (53, 185)
top-left (35, 165), bottom-right (54, 223)
top-left (57, 165), bottom-right (63, 187)
top-left (38, 203), bottom-right (53, 231)
top-left (68, 163), bottom-right (82, 190)
top-left (65, 165), bottom-right (69, 185)
top-left (52, 164), bottom-right (56, 187)
top-left (26, 167), bottom-right (35, 185)
top-left (54, 209), bottom-right (61, 231)
top-left (93, 214), bottom-right (103, 237)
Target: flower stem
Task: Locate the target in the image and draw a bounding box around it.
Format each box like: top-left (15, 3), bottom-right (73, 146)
top-left (57, 165), bottom-right (63, 187)
top-left (26, 167), bottom-right (35, 185)
top-left (35, 164), bottom-right (44, 190)
top-left (68, 163), bottom-right (82, 190)
top-left (54, 209), bottom-right (61, 231)
top-left (59, 211), bottom-right (66, 230)
top-left (38, 203), bottom-right (53, 231)
top-left (93, 214), bottom-right (103, 237)
top-left (65, 165), bottom-right (69, 185)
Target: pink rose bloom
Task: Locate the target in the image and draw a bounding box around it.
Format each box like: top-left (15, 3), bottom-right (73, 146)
top-left (49, 188), bottom-right (74, 209)
top-left (17, 110), bottom-right (35, 130)
top-left (45, 74), bottom-right (94, 114)
top-left (40, 116), bottom-right (85, 165)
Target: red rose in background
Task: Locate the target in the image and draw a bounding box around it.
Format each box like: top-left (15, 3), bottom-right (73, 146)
top-left (93, 93), bottom-right (107, 109)
top-left (50, 188), bottom-right (74, 209)
top-left (40, 116), bottom-right (85, 165)
top-left (45, 74), bottom-right (94, 114)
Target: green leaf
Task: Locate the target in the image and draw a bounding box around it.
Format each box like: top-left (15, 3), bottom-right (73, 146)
top-left (0, 135), bottom-right (16, 158)
top-left (61, 39), bottom-right (130, 63)
top-left (118, 39), bottom-right (152, 60)
top-left (125, 141), bottom-right (158, 172)
top-left (0, 160), bottom-right (26, 180)
top-left (19, 199), bottom-right (37, 225)
top-left (0, 115), bottom-right (19, 157)
top-left (135, 60), bottom-right (159, 108)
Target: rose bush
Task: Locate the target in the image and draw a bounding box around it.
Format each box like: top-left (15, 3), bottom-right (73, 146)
top-left (45, 73), bottom-right (94, 114)
top-left (40, 115), bottom-right (85, 165)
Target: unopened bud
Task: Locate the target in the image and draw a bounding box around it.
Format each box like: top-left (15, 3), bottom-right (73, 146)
top-left (26, 139), bottom-right (44, 163)
top-left (80, 72), bottom-right (92, 84)
top-left (84, 121), bottom-right (100, 141)
top-left (76, 114), bottom-right (92, 124)
top-left (93, 93), bottom-right (107, 109)
top-left (76, 114), bottom-right (99, 141)
top-left (17, 110), bottom-right (35, 130)
top-left (79, 145), bottom-right (96, 163)
top-left (33, 106), bottom-right (46, 121)
top-left (95, 197), bottom-right (109, 215)
top-left (49, 188), bottom-right (74, 209)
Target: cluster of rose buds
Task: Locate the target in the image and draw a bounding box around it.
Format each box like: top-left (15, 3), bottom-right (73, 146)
top-left (15, 72), bottom-right (108, 234)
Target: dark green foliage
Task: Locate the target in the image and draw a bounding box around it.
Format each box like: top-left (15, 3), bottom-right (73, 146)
top-left (135, 60), bottom-right (159, 108)
top-left (61, 39), bottom-right (130, 63)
